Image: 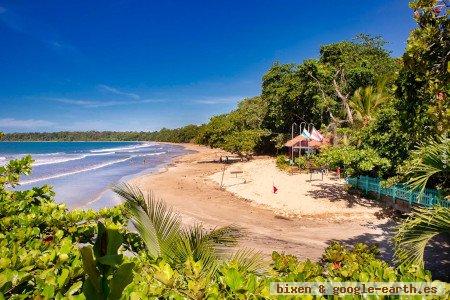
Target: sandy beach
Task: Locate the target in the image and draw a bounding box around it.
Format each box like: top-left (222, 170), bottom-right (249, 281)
top-left (130, 143), bottom-right (395, 260)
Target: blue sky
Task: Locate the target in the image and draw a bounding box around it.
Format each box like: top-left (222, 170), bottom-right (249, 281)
top-left (0, 0), bottom-right (415, 132)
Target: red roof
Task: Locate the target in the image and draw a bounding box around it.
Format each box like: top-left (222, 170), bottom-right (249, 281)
top-left (284, 135), bottom-right (307, 147)
top-left (309, 137), bottom-right (331, 148)
top-left (285, 136), bottom-right (331, 148)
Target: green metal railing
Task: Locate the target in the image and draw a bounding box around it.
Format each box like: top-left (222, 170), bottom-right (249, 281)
top-left (345, 175), bottom-right (449, 208)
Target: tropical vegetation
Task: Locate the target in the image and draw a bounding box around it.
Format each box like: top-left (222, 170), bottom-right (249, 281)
top-left (1, 157), bottom-right (448, 299)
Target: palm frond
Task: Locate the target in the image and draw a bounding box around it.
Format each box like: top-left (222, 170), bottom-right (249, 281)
top-left (113, 183), bottom-right (255, 276)
top-left (350, 84), bottom-right (388, 124)
top-left (170, 224), bottom-right (219, 274)
top-left (229, 248), bottom-right (267, 275)
top-left (113, 183), bottom-right (183, 259)
top-left (394, 206), bottom-right (450, 268)
top-left (401, 136), bottom-right (449, 198)
top-left (113, 184), bottom-right (161, 257)
top-left (203, 225), bottom-right (242, 255)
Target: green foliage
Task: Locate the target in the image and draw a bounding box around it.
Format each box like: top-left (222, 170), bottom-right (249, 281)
top-left (195, 114), bottom-right (238, 148)
top-left (355, 106), bottom-right (411, 175)
top-left (294, 156), bottom-right (307, 169)
top-left (256, 34), bottom-right (398, 154)
top-left (147, 125), bottom-right (201, 143)
top-left (276, 155), bottom-right (290, 170)
top-left (398, 136), bottom-right (450, 199)
top-left (271, 133), bottom-right (289, 153)
top-left (120, 242), bottom-right (442, 299)
top-left (320, 35), bottom-right (397, 94)
top-left (233, 96), bottom-right (268, 130)
top-left (196, 96), bottom-right (270, 154)
top-left (408, 0), bottom-right (449, 95)
top-left (3, 125), bottom-right (201, 143)
top-left (350, 84), bottom-right (389, 125)
top-left (1, 156), bottom-right (447, 298)
top-left (0, 155), bottom-right (33, 188)
top-left (222, 129), bottom-right (268, 158)
top-left (0, 158), bottom-right (130, 299)
top-left (271, 241), bottom-right (435, 286)
top-left (319, 35), bottom-right (399, 124)
top-left (316, 146), bottom-right (391, 177)
top-left (81, 222), bottom-right (135, 300)
top-left (261, 61), bottom-right (329, 134)
top-left (395, 206), bottom-right (450, 269)
top-left (113, 184), bottom-right (242, 274)
top-left (395, 0), bottom-right (449, 137)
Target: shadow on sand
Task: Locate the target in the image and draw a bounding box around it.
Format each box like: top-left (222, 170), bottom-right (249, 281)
top-left (331, 227), bottom-right (450, 281)
top-left (306, 182), bottom-right (398, 219)
top-left (309, 182), bottom-right (449, 280)
top-left (423, 234), bottom-right (450, 281)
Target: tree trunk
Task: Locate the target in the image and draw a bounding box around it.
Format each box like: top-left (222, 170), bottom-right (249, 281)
top-left (333, 72), bottom-right (354, 125)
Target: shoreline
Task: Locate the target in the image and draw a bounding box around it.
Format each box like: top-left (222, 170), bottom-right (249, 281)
top-left (129, 143), bottom-right (394, 260)
top-left (74, 142), bottom-right (189, 210)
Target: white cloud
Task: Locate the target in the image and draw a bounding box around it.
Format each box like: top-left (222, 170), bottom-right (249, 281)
top-left (0, 118), bottom-right (54, 129)
top-left (51, 97), bottom-right (163, 108)
top-left (98, 84), bottom-right (140, 100)
top-left (53, 98), bottom-right (123, 107)
top-left (192, 96), bottom-right (242, 105)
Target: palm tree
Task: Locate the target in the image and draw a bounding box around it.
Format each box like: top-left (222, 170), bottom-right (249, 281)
top-left (349, 85), bottom-right (388, 126)
top-left (400, 136), bottom-right (449, 199)
top-left (394, 136), bottom-right (449, 268)
top-left (394, 206), bottom-right (450, 268)
top-left (113, 184), bottom-right (264, 274)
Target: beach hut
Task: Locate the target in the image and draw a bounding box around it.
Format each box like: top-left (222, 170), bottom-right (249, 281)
top-left (284, 135), bottom-right (331, 161)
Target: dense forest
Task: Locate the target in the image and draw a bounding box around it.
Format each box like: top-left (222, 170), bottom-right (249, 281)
top-left (3, 125), bottom-right (201, 144)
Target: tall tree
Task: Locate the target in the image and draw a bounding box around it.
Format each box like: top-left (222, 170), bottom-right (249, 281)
top-left (396, 0), bottom-right (449, 141)
top-left (319, 35), bottom-right (398, 125)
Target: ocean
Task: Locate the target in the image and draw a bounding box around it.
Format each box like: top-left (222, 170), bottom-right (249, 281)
top-left (0, 141), bottom-right (187, 210)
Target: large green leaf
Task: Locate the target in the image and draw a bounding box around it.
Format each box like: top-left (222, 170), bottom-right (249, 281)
top-left (106, 227), bottom-right (123, 256)
top-left (80, 246), bottom-right (100, 291)
top-left (108, 262), bottom-right (135, 300)
top-left (97, 254), bottom-right (124, 266)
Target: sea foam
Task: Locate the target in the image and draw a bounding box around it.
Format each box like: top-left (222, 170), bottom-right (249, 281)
top-left (21, 157), bottom-right (132, 185)
top-left (90, 143), bottom-right (155, 153)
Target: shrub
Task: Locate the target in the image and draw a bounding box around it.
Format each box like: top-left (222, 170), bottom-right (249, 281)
top-left (316, 146), bottom-right (391, 177)
top-left (294, 156), bottom-right (307, 169)
top-left (276, 155), bottom-right (290, 170)
top-left (0, 156), bottom-right (133, 299)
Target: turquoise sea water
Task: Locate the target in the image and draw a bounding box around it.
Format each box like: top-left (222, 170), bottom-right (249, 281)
top-left (0, 142), bottom-right (187, 209)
